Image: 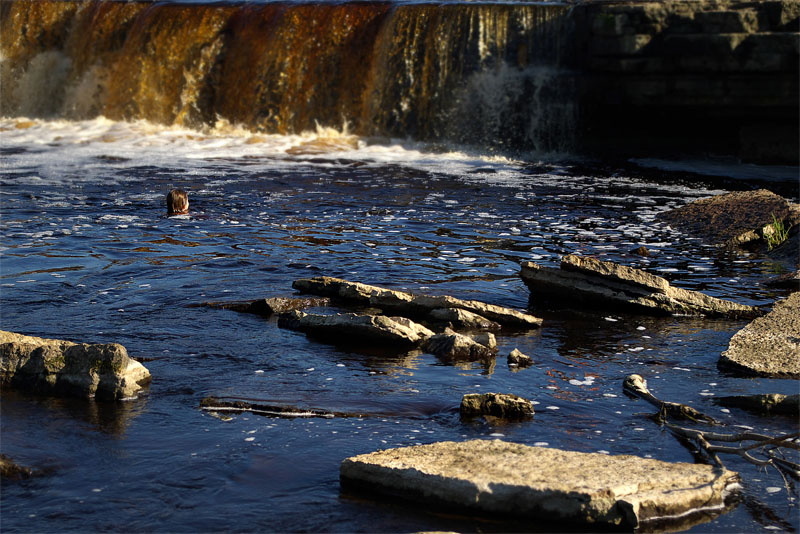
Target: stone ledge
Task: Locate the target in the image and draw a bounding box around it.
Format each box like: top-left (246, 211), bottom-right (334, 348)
top-left (341, 439), bottom-right (739, 529)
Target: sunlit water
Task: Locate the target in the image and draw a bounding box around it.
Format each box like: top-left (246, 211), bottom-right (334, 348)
top-left (1, 117), bottom-right (797, 533)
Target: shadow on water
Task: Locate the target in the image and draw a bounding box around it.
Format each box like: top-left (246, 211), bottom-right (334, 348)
top-left (339, 485), bottom-right (737, 534)
top-left (0, 389), bottom-right (149, 438)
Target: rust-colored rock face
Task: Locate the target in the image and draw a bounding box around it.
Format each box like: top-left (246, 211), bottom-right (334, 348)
top-left (1, 0), bottom-right (795, 161)
top-left (0, 0), bottom-right (570, 146)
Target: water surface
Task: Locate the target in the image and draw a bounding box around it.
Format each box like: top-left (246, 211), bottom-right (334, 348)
top-left (1, 117), bottom-right (797, 533)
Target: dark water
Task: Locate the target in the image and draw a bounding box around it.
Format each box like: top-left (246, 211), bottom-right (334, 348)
top-left (1, 121), bottom-right (798, 533)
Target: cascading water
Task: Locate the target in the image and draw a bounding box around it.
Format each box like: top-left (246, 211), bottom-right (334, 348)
top-left (0, 0), bottom-right (575, 155)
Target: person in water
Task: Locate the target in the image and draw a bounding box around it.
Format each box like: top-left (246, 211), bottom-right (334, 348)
top-left (166, 188), bottom-right (189, 215)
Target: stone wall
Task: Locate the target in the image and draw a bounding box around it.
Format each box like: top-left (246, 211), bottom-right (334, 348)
top-left (571, 0), bottom-right (799, 164)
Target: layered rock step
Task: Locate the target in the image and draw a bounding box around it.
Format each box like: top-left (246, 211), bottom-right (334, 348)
top-left (277, 311), bottom-right (499, 363)
top-left (292, 277), bottom-right (542, 329)
top-left (520, 254), bottom-right (760, 318)
top-left (0, 331), bottom-right (151, 400)
top-left (340, 439), bottom-right (739, 530)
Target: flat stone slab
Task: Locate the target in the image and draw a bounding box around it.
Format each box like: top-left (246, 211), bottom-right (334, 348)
top-left (340, 440), bottom-right (739, 530)
top-left (293, 277), bottom-right (542, 328)
top-left (0, 331), bottom-right (151, 400)
top-left (719, 292), bottom-right (800, 378)
top-left (521, 254), bottom-right (760, 318)
top-left (277, 310), bottom-right (434, 347)
top-left (199, 397), bottom-right (365, 419)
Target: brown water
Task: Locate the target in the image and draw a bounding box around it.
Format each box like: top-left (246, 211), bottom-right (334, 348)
top-left (0, 0), bottom-right (573, 153)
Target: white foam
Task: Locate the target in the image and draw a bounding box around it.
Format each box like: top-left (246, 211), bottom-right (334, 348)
top-left (1, 117), bottom-right (732, 200)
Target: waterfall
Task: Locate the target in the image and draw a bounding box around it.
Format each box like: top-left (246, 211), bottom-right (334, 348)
top-left (0, 0), bottom-right (575, 154)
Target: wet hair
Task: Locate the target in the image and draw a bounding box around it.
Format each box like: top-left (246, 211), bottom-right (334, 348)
top-left (166, 189), bottom-right (189, 214)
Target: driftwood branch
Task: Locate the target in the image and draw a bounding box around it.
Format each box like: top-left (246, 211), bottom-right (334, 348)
top-left (623, 373), bottom-right (719, 424)
top-left (623, 374), bottom-right (800, 484)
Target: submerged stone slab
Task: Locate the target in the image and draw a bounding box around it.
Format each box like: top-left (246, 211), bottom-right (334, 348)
top-left (719, 292), bottom-right (800, 378)
top-left (0, 454), bottom-right (32, 481)
top-left (199, 397), bottom-right (365, 419)
top-left (764, 270), bottom-right (800, 290)
top-left (520, 254), bottom-right (760, 318)
top-left (201, 296), bottom-right (330, 316)
top-left (716, 393), bottom-right (800, 417)
top-left (293, 277), bottom-right (542, 328)
top-left (340, 440), bottom-right (739, 530)
top-left (277, 310), bottom-right (434, 347)
top-left (0, 331), bottom-right (151, 400)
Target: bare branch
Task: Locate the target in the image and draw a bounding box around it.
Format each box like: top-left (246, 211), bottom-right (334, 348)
top-left (624, 374), bottom-right (719, 424)
top-left (624, 374), bottom-right (800, 494)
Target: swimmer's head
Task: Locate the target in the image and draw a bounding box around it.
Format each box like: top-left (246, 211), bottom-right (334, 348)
top-left (166, 189), bottom-right (189, 215)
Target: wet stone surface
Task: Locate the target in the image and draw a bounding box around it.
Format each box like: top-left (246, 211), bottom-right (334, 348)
top-left (340, 439), bottom-right (740, 530)
top-left (719, 291), bottom-right (800, 378)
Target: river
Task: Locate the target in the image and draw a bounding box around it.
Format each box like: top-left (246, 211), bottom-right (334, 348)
top-left (1, 0), bottom-right (799, 531)
top-left (1, 116), bottom-right (797, 532)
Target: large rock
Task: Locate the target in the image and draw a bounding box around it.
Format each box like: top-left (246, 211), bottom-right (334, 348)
top-left (277, 310), bottom-right (434, 348)
top-left (422, 330), bottom-right (497, 363)
top-left (507, 348), bottom-right (533, 368)
top-left (0, 331), bottom-right (150, 400)
top-left (292, 277), bottom-right (542, 329)
top-left (718, 292), bottom-right (800, 377)
top-left (655, 189), bottom-right (799, 249)
top-left (340, 440), bottom-right (739, 530)
top-left (520, 254), bottom-right (761, 318)
top-left (460, 393), bottom-right (534, 419)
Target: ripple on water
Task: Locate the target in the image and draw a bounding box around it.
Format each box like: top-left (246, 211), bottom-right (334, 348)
top-left (0, 119), bottom-right (795, 533)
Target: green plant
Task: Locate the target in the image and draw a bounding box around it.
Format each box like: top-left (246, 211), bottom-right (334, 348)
top-left (765, 213), bottom-right (789, 250)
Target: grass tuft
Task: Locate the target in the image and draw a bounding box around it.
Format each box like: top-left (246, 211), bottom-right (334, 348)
top-left (765, 213), bottom-right (789, 250)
